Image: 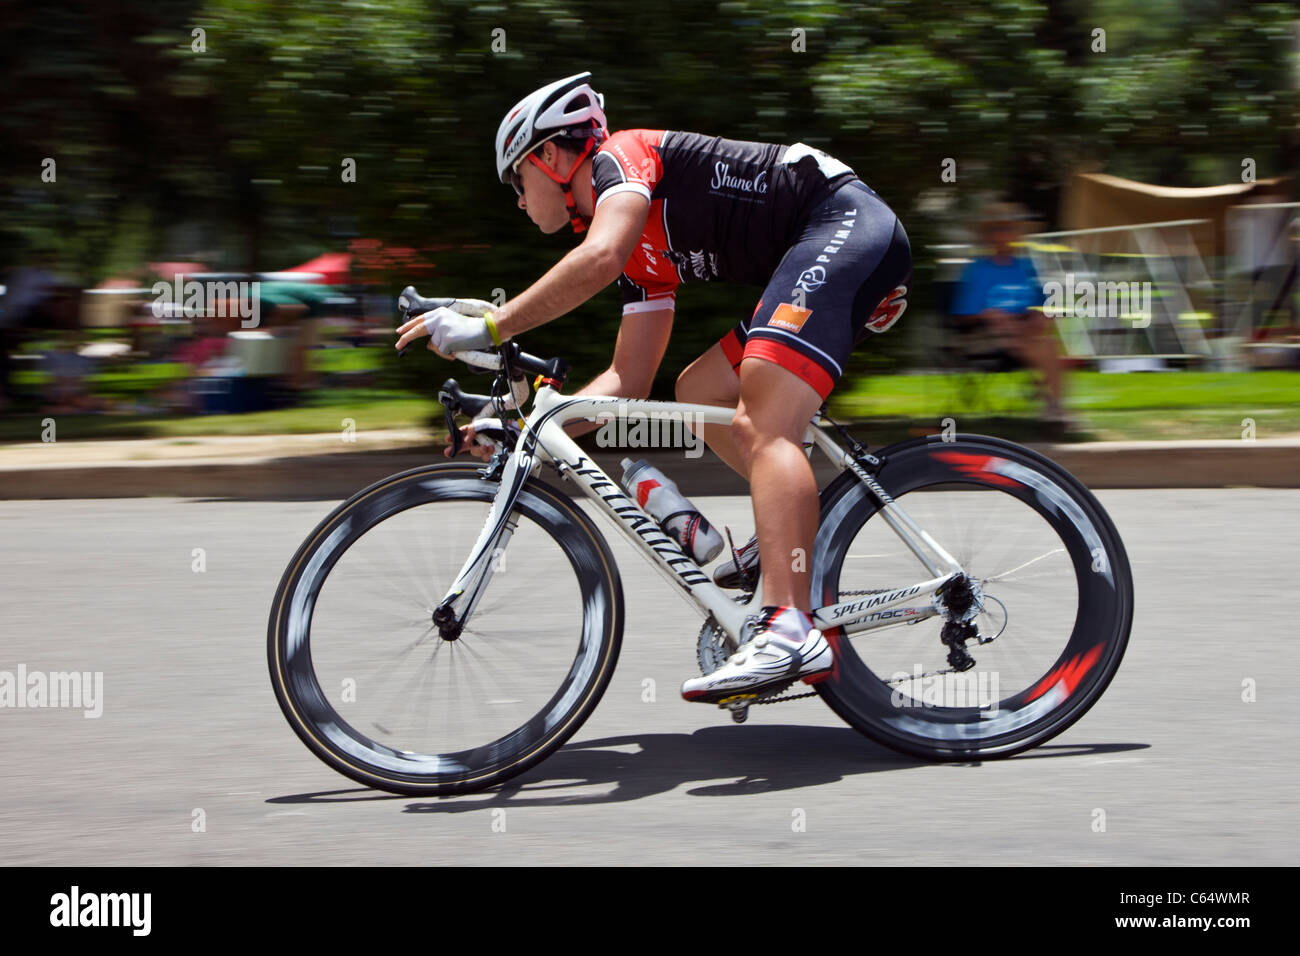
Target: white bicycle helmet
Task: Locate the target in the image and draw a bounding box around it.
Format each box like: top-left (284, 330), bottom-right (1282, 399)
top-left (495, 72), bottom-right (607, 232)
top-left (495, 72), bottom-right (607, 184)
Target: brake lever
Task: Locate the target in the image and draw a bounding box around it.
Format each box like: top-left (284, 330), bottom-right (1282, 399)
top-left (445, 405), bottom-right (463, 455)
top-left (437, 384), bottom-right (464, 456)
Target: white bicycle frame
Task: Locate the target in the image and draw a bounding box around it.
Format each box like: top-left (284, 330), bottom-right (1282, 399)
top-left (436, 380), bottom-right (967, 644)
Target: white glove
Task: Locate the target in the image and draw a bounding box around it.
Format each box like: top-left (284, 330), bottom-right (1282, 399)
top-left (421, 306), bottom-right (495, 353)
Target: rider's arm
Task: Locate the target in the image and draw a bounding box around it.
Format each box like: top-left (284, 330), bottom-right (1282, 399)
top-left (579, 306), bottom-right (674, 399)
top-left (489, 192), bottom-right (650, 340)
top-left (561, 305), bottom-right (674, 438)
top-left (447, 305), bottom-right (673, 456)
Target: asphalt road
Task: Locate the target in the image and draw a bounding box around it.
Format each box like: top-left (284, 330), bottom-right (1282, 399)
top-left (1, 490), bottom-right (1296, 865)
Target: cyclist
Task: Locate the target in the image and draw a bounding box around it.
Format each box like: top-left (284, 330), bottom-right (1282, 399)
top-left (395, 73), bottom-right (912, 704)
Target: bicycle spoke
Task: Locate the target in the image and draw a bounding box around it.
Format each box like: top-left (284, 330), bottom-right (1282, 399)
top-left (293, 489), bottom-right (593, 762)
top-left (832, 486), bottom-right (1078, 699)
top-left (810, 438), bottom-right (1130, 760)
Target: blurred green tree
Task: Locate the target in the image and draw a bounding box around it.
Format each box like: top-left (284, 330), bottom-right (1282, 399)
top-left (1, 0), bottom-right (1295, 388)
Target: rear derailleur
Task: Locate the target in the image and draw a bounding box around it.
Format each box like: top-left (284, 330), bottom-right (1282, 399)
top-left (934, 573), bottom-right (985, 672)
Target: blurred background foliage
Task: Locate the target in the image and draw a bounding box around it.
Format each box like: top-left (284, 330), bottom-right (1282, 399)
top-left (1, 0), bottom-right (1296, 389)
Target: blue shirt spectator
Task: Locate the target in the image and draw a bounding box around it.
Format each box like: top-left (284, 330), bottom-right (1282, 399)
top-left (946, 201), bottom-right (1071, 424)
top-left (951, 255), bottom-right (1042, 317)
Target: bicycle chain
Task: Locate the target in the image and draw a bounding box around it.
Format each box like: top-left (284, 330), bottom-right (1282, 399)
top-left (751, 688), bottom-right (820, 704)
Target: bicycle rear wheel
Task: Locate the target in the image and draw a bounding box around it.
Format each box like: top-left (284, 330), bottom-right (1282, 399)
top-left (813, 435), bottom-right (1133, 759)
top-left (268, 462), bottom-right (623, 795)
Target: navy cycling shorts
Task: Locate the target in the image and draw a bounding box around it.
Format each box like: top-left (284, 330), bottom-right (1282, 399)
top-left (718, 178), bottom-right (912, 399)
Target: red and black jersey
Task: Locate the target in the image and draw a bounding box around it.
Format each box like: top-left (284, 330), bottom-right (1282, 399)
top-left (590, 129), bottom-right (857, 313)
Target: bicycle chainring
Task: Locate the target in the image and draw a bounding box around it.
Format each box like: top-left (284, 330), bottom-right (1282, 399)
top-left (695, 612), bottom-right (820, 710)
top-left (696, 614), bottom-right (736, 676)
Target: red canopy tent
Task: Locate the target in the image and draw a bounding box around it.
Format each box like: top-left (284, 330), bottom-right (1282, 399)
top-left (148, 261), bottom-right (209, 279)
top-left (281, 252), bottom-right (351, 286)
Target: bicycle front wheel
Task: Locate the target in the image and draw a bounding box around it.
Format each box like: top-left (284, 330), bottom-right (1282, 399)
top-left (268, 462), bottom-right (623, 795)
top-left (813, 435), bottom-right (1133, 760)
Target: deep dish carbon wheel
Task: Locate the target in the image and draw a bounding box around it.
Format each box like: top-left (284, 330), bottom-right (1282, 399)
top-left (812, 435), bottom-right (1133, 760)
top-left (268, 462), bottom-right (623, 795)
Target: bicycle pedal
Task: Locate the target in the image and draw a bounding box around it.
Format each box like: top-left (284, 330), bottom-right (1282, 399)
top-left (719, 694), bottom-right (755, 724)
top-left (718, 678), bottom-right (795, 707)
top-left (717, 692), bottom-right (759, 707)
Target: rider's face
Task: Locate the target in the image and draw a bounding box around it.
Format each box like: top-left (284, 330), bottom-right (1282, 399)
top-left (515, 143), bottom-right (572, 234)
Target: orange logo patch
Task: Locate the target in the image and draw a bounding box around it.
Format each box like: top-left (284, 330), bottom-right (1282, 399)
top-left (769, 303), bottom-right (812, 332)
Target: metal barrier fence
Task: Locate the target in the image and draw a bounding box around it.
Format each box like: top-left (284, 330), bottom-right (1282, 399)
top-left (936, 210), bottom-right (1299, 368)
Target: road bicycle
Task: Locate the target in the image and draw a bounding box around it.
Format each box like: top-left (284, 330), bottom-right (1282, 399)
top-left (267, 288), bottom-right (1134, 796)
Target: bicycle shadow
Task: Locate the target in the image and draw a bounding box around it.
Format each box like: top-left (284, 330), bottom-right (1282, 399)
top-left (268, 727), bottom-right (1147, 810)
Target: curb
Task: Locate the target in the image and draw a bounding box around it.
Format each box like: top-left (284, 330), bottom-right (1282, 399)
top-left (1025, 439), bottom-right (1300, 491)
top-left (1, 439), bottom-right (1296, 500)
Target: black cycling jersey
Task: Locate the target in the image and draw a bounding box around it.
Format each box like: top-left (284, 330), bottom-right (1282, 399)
top-left (590, 129), bottom-right (857, 310)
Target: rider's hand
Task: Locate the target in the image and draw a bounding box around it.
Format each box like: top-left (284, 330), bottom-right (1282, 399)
top-left (444, 423), bottom-right (493, 461)
top-left (395, 299), bottom-right (503, 357)
top-left (395, 307), bottom-right (489, 356)
top-left (444, 417), bottom-right (521, 461)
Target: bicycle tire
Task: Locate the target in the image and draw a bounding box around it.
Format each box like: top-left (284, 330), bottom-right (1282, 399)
top-left (812, 434), bottom-right (1134, 760)
top-left (268, 461), bottom-right (624, 795)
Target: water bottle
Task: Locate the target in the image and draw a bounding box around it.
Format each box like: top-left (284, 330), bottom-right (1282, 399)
top-left (620, 458), bottom-right (724, 565)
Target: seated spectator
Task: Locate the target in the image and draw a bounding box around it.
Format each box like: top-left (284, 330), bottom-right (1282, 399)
top-left (160, 311), bottom-right (231, 413)
top-left (9, 259), bottom-right (99, 415)
top-left (951, 201), bottom-right (1070, 423)
top-left (41, 342), bottom-right (102, 415)
top-left (2, 254), bottom-right (61, 411)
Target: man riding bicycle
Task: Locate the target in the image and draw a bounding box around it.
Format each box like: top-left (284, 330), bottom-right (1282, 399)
top-left (395, 72), bottom-right (913, 704)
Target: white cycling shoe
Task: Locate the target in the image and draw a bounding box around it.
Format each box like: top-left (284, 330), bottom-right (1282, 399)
top-left (681, 605), bottom-right (834, 704)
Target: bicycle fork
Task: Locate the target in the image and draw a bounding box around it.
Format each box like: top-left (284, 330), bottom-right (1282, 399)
top-left (430, 445), bottom-right (535, 639)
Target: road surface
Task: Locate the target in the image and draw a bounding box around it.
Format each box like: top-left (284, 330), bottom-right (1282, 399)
top-left (0, 490), bottom-right (1295, 865)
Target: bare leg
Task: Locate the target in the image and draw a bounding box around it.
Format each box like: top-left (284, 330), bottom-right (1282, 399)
top-left (731, 357), bottom-right (825, 612)
top-left (1016, 314), bottom-right (1064, 412)
top-left (990, 311), bottom-right (1065, 414)
top-left (676, 341), bottom-right (747, 477)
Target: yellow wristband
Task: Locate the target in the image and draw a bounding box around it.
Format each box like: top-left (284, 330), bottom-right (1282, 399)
top-left (484, 311), bottom-right (503, 346)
